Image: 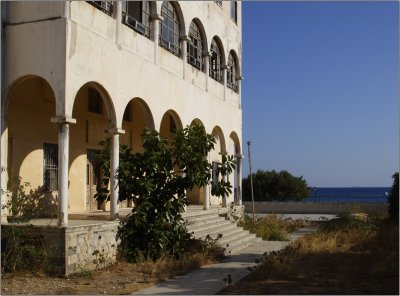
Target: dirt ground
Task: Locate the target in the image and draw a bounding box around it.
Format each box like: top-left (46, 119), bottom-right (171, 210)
top-left (1, 252), bottom-right (221, 295)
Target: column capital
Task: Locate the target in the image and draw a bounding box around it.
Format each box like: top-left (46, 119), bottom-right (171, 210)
top-left (236, 153), bottom-right (244, 159)
top-left (51, 116), bottom-right (76, 124)
top-left (236, 75), bottom-right (244, 81)
top-left (179, 35), bottom-right (190, 42)
top-left (221, 64), bottom-right (228, 70)
top-left (107, 128), bottom-right (125, 135)
top-left (151, 14), bottom-right (163, 22)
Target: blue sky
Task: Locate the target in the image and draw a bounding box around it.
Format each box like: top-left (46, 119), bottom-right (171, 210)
top-left (241, 1), bottom-right (398, 187)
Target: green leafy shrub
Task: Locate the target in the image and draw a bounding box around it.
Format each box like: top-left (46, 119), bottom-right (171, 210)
top-left (116, 126), bottom-right (235, 262)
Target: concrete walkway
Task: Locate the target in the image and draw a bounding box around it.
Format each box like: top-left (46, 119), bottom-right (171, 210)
top-left (133, 227), bottom-right (316, 295)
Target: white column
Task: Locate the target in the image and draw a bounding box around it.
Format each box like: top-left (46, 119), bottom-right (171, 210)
top-left (51, 116), bottom-right (76, 227)
top-left (180, 35), bottom-right (190, 79)
top-left (203, 185), bottom-right (210, 210)
top-left (203, 50), bottom-right (210, 91)
top-left (108, 128), bottom-right (124, 220)
top-left (151, 14), bottom-right (163, 65)
top-left (115, 0), bottom-right (123, 45)
top-left (63, 1), bottom-right (70, 19)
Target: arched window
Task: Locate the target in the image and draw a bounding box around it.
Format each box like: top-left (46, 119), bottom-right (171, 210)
top-left (227, 52), bottom-right (239, 92)
top-left (159, 2), bottom-right (181, 57)
top-left (122, 1), bottom-right (151, 39)
top-left (187, 21), bottom-right (204, 71)
top-left (209, 38), bottom-right (223, 83)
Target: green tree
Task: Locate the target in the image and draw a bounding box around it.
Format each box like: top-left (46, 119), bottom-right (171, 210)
top-left (242, 169), bottom-right (309, 202)
top-left (388, 172), bottom-right (399, 223)
top-left (113, 126), bottom-right (235, 262)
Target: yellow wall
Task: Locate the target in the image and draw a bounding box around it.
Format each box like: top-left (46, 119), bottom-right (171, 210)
top-left (7, 77), bottom-right (58, 215)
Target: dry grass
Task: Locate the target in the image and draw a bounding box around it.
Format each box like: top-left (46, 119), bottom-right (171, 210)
top-left (1, 239), bottom-right (225, 295)
top-left (239, 214), bottom-right (309, 241)
top-left (220, 216), bottom-right (399, 295)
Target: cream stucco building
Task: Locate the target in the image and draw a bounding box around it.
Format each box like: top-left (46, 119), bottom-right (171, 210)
top-left (0, 1), bottom-right (243, 226)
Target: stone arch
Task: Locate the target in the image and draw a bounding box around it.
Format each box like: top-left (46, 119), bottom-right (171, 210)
top-left (3, 75), bottom-right (59, 216)
top-left (160, 109), bottom-right (183, 140)
top-left (121, 97), bottom-right (155, 153)
top-left (211, 125), bottom-right (226, 155)
top-left (71, 82), bottom-right (117, 129)
top-left (69, 82), bottom-right (117, 212)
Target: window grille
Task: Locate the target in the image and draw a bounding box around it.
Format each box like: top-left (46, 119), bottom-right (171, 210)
top-left (88, 1), bottom-right (114, 17)
top-left (122, 1), bottom-right (151, 39)
top-left (159, 2), bottom-right (181, 57)
top-left (187, 21), bottom-right (204, 71)
top-left (209, 39), bottom-right (223, 83)
top-left (230, 1), bottom-right (238, 23)
top-left (43, 143), bottom-right (58, 191)
top-left (227, 52), bottom-right (239, 92)
top-left (88, 87), bottom-right (103, 114)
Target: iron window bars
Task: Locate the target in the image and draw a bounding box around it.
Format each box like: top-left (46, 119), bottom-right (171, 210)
top-left (209, 39), bottom-right (223, 83)
top-left (88, 1), bottom-right (114, 17)
top-left (187, 21), bottom-right (204, 71)
top-left (159, 2), bottom-right (181, 57)
top-left (227, 52), bottom-right (239, 92)
top-left (122, 1), bottom-right (151, 39)
top-left (43, 143), bottom-right (58, 192)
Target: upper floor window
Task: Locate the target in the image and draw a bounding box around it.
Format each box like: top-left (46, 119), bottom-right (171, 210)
top-left (159, 2), bottom-right (181, 57)
top-left (227, 52), bottom-right (239, 92)
top-left (88, 87), bottom-right (103, 114)
top-left (230, 1), bottom-right (237, 23)
top-left (88, 1), bottom-right (114, 17)
top-left (187, 21), bottom-right (204, 71)
top-left (122, 1), bottom-right (151, 39)
top-left (209, 38), bottom-right (223, 83)
top-left (214, 1), bottom-right (223, 7)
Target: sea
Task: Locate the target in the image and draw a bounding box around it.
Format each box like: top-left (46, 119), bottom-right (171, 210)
top-left (304, 187), bottom-right (391, 203)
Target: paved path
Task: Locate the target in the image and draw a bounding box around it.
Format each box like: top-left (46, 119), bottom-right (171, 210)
top-left (133, 227), bottom-right (316, 295)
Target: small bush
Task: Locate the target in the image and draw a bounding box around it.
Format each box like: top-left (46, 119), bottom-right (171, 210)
top-left (239, 215), bottom-right (307, 241)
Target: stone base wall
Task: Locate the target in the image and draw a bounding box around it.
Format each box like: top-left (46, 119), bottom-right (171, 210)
top-left (1, 221), bottom-right (119, 275)
top-left (65, 222), bottom-right (119, 275)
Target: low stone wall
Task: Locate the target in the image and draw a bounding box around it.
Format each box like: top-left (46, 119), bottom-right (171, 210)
top-left (2, 221), bottom-right (119, 275)
top-left (65, 222), bottom-right (119, 275)
top-left (243, 201), bottom-right (388, 215)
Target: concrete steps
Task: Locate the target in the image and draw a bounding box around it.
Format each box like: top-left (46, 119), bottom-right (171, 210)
top-left (183, 208), bottom-right (262, 255)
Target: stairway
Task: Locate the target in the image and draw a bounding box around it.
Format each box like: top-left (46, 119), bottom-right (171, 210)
top-left (182, 207), bottom-right (262, 255)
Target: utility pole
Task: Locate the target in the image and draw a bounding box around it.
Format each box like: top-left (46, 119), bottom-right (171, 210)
top-left (247, 141), bottom-right (255, 222)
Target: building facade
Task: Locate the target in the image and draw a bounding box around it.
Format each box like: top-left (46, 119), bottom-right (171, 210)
top-left (1, 1), bottom-right (243, 226)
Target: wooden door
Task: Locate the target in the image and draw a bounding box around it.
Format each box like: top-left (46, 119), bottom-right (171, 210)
top-left (86, 149), bottom-right (100, 211)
